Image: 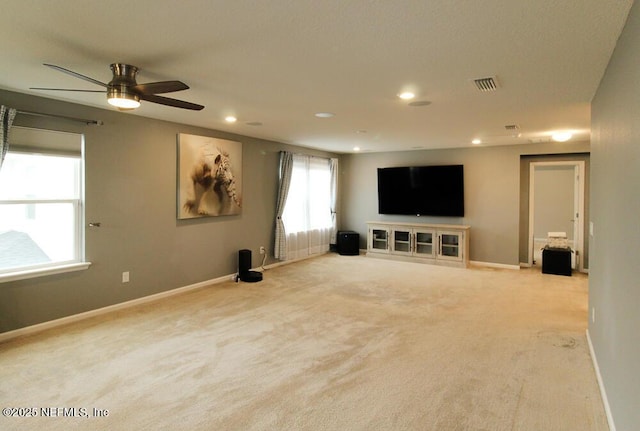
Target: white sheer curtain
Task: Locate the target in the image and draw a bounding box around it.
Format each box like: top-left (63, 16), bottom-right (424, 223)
top-left (280, 154), bottom-right (333, 260)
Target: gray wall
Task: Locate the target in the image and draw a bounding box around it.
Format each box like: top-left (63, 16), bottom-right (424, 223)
top-left (0, 89), bottom-right (338, 333)
top-left (341, 142), bottom-right (589, 266)
top-left (590, 1), bottom-right (640, 429)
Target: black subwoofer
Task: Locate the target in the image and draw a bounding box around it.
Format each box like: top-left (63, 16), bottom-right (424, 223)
top-left (337, 231), bottom-right (360, 255)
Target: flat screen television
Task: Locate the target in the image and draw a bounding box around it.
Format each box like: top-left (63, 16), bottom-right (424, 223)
top-left (377, 165), bottom-right (464, 217)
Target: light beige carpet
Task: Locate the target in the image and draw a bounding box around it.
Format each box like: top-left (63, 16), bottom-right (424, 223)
top-left (0, 254), bottom-right (607, 430)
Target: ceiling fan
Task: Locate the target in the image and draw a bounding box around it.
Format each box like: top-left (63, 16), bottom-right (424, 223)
top-left (31, 63), bottom-right (205, 111)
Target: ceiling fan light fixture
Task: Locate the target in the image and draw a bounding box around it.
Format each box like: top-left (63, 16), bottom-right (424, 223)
top-left (552, 131), bottom-right (573, 142)
top-left (107, 88), bottom-right (141, 109)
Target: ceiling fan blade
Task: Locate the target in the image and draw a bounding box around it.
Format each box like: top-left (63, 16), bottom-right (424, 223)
top-left (43, 63), bottom-right (108, 88)
top-left (132, 81), bottom-right (189, 95)
top-left (30, 87), bottom-right (105, 93)
top-left (140, 94), bottom-right (204, 111)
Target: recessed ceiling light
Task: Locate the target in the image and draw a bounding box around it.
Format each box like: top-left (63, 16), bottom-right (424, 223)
top-left (472, 139), bottom-right (482, 145)
top-left (315, 112), bottom-right (334, 118)
top-left (552, 131), bottom-right (572, 142)
top-left (225, 116), bottom-right (237, 123)
top-left (353, 146), bottom-right (361, 152)
top-left (398, 92), bottom-right (415, 100)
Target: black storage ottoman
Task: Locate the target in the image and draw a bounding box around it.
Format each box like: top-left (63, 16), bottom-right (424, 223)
top-left (542, 247), bottom-right (572, 276)
top-left (337, 231), bottom-right (360, 255)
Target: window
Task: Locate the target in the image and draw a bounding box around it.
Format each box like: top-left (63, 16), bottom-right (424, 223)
top-left (277, 153), bottom-right (337, 260)
top-left (282, 155), bottom-right (332, 234)
top-left (0, 128), bottom-right (87, 280)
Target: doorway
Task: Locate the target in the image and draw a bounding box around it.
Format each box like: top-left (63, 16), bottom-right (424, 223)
top-left (528, 161), bottom-right (586, 272)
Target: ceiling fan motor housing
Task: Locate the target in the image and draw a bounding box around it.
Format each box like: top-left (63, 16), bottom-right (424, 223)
top-left (107, 63), bottom-right (140, 105)
top-left (109, 63), bottom-right (139, 86)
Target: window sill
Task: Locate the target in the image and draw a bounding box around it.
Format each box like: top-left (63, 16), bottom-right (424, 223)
top-left (0, 262), bottom-right (92, 283)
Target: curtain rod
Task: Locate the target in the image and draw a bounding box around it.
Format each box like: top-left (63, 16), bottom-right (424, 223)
top-left (16, 109), bottom-right (103, 126)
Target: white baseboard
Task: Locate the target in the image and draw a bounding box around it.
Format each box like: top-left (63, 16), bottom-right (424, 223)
top-left (260, 251), bottom-right (328, 270)
top-left (470, 260), bottom-right (521, 270)
top-left (586, 329), bottom-right (616, 431)
top-left (0, 273), bottom-right (234, 344)
top-left (0, 253), bottom-right (325, 344)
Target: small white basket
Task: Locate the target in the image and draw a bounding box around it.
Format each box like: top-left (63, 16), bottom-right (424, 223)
top-left (547, 232), bottom-right (569, 249)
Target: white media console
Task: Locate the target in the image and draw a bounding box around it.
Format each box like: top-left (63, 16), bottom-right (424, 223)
top-left (366, 222), bottom-right (470, 268)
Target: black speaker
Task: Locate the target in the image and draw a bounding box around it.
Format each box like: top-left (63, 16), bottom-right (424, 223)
top-left (238, 249), bottom-right (263, 282)
top-left (239, 249), bottom-right (252, 274)
top-left (337, 231), bottom-right (360, 255)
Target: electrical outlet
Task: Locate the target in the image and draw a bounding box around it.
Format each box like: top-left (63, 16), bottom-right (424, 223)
top-left (122, 271), bottom-right (130, 283)
top-left (259, 246), bottom-right (265, 255)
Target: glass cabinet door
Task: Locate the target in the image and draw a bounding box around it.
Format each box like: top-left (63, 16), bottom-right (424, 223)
top-left (414, 230), bottom-right (435, 257)
top-left (370, 228), bottom-right (389, 252)
top-left (438, 231), bottom-right (462, 261)
top-left (392, 229), bottom-right (412, 254)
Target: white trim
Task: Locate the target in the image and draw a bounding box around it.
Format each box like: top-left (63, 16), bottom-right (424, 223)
top-left (528, 163), bottom-right (536, 267)
top-left (470, 260), bottom-right (521, 270)
top-left (586, 329), bottom-right (616, 431)
top-left (261, 251), bottom-right (329, 270)
top-left (0, 262), bottom-right (92, 283)
top-left (0, 198), bottom-right (79, 205)
top-left (1, 143), bottom-right (86, 278)
top-left (528, 161), bottom-right (586, 272)
top-left (0, 254), bottom-right (324, 343)
top-left (0, 272), bottom-right (233, 343)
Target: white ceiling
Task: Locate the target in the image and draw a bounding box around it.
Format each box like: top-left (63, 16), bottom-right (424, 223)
top-left (0, 0), bottom-right (633, 154)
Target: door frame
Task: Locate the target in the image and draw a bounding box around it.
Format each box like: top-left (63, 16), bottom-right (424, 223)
top-left (528, 161), bottom-right (586, 272)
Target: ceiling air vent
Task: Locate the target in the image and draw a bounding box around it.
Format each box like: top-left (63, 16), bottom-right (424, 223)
top-left (472, 76), bottom-right (499, 92)
top-left (505, 124), bottom-right (519, 131)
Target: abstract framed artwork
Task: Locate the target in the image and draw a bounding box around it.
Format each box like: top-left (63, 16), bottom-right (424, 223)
top-left (177, 133), bottom-right (242, 219)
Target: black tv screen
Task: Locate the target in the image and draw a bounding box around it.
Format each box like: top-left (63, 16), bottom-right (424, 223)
top-left (377, 165), bottom-right (464, 217)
